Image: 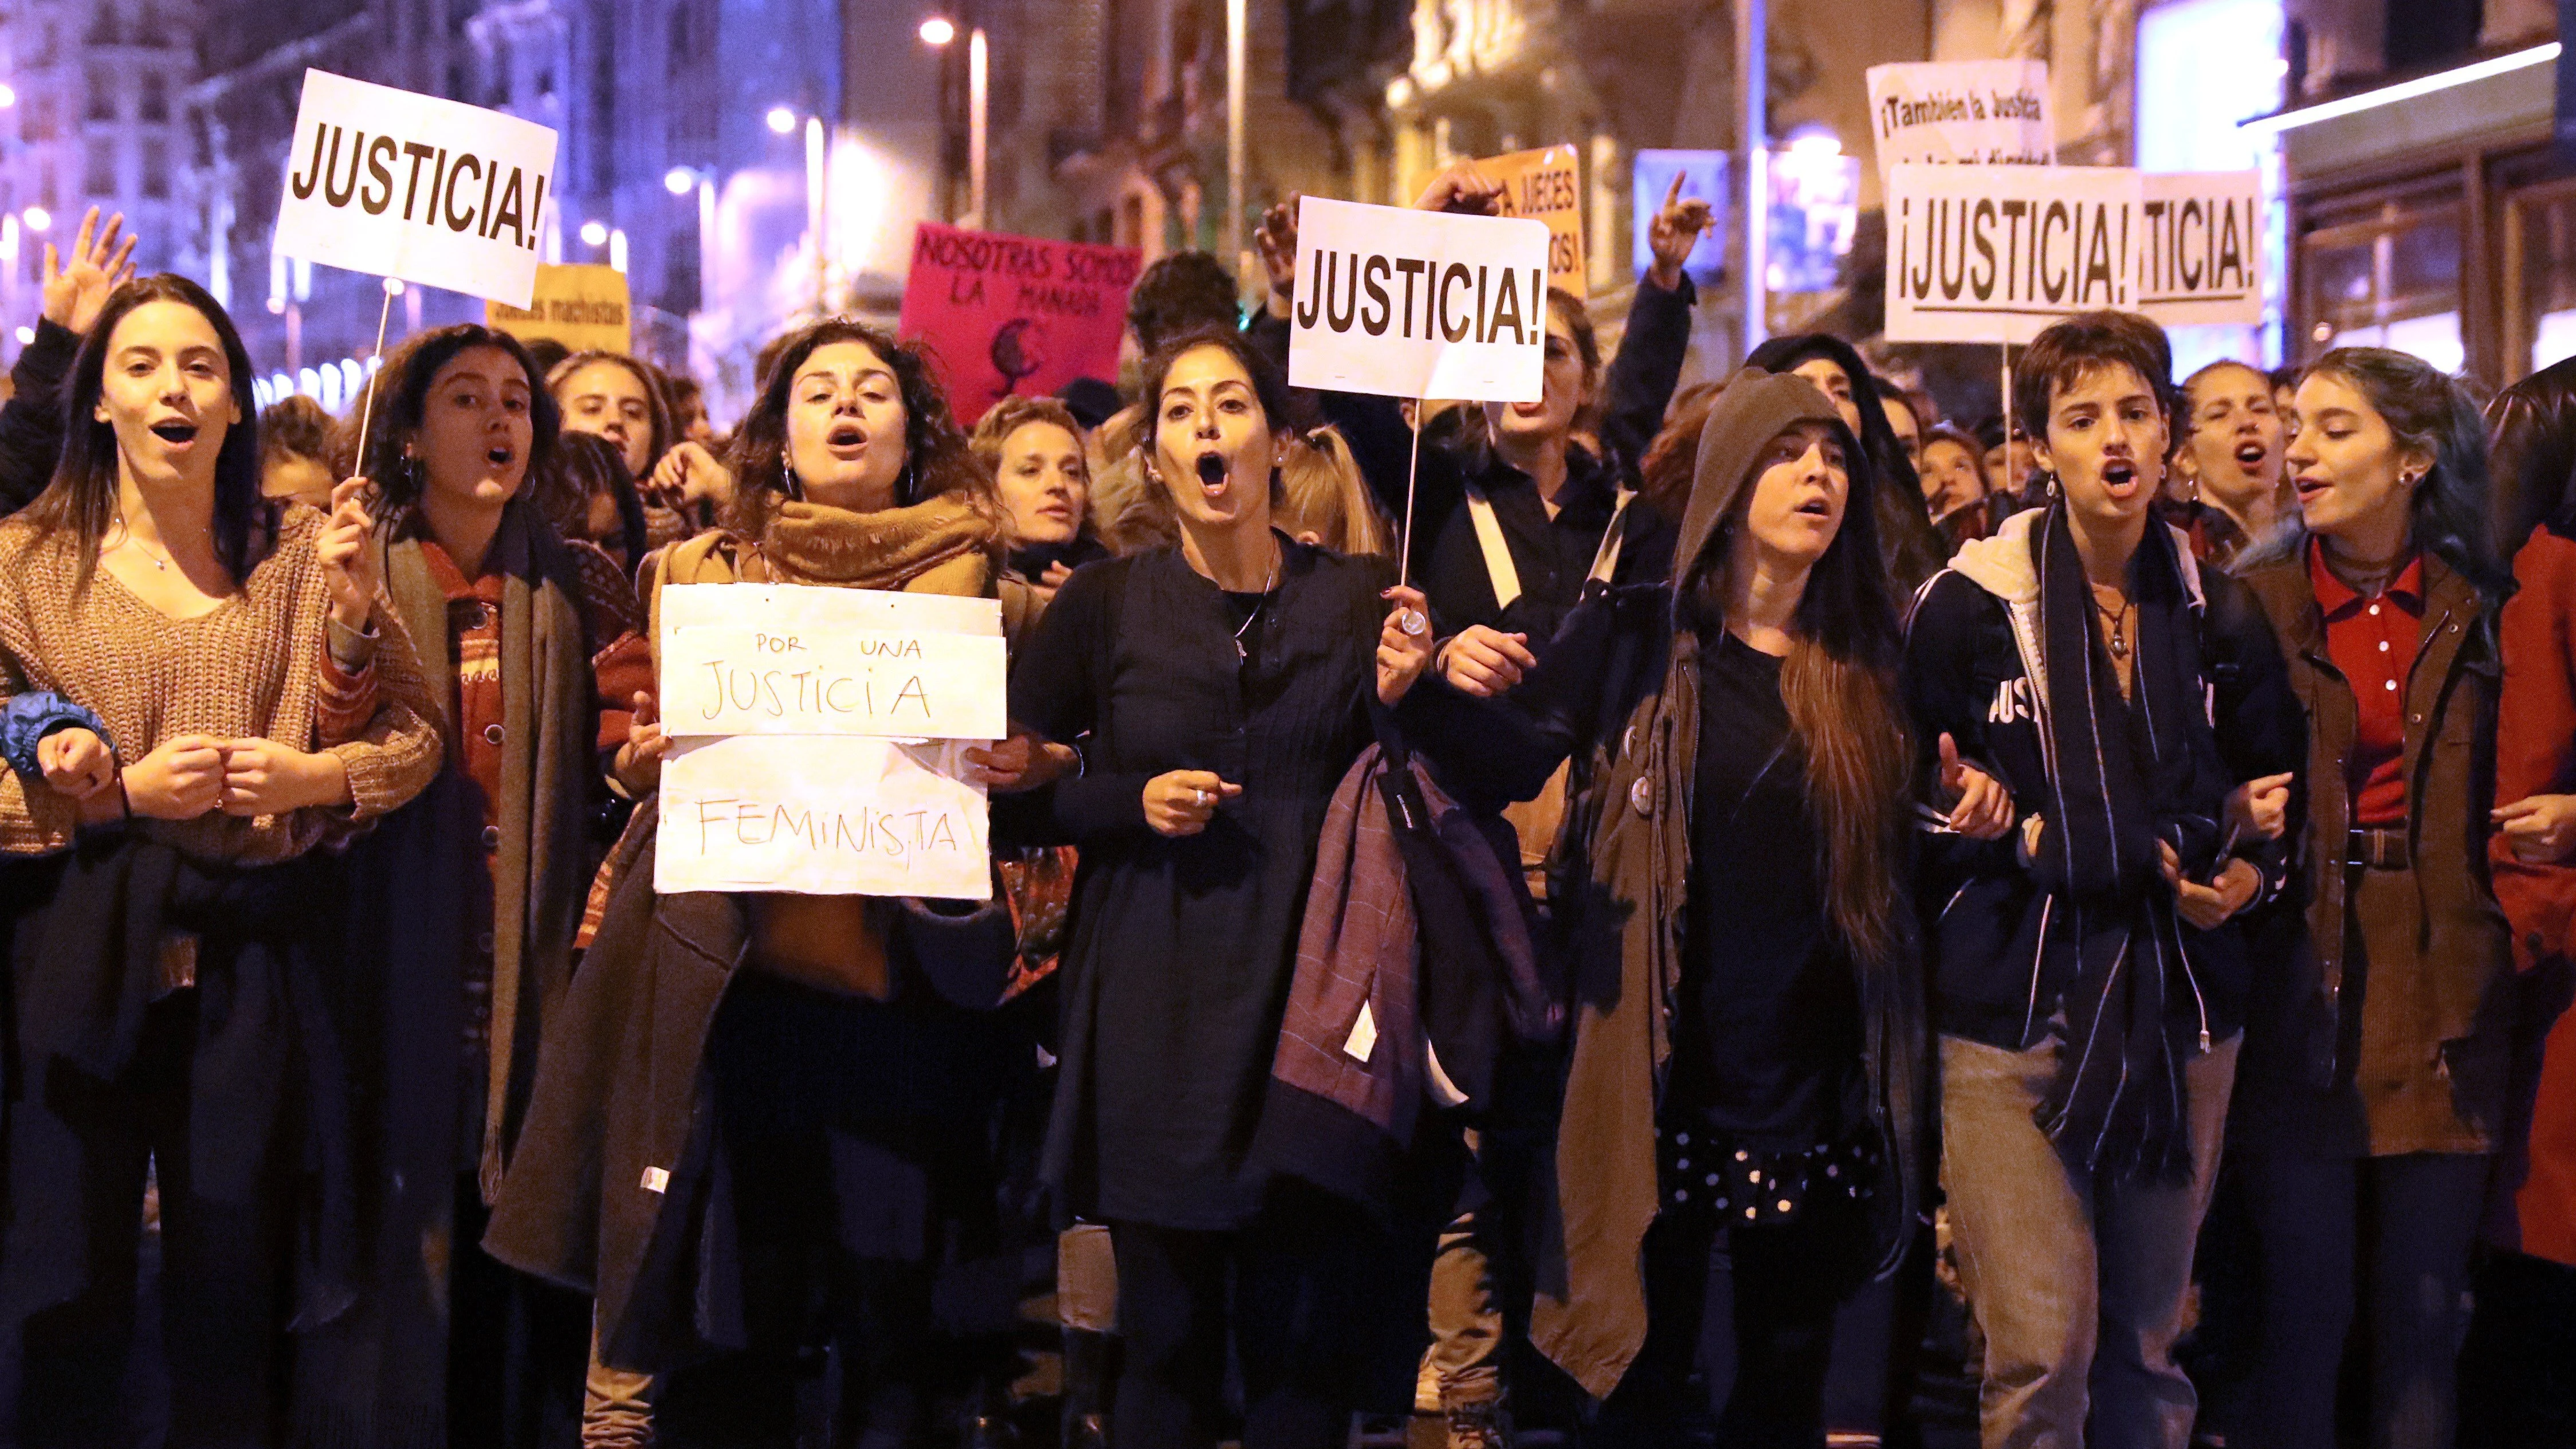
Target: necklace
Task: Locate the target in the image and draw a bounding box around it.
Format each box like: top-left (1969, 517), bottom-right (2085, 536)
top-left (110, 517), bottom-right (171, 572)
top-left (1229, 544), bottom-right (1283, 662)
top-left (2089, 583), bottom-right (2132, 661)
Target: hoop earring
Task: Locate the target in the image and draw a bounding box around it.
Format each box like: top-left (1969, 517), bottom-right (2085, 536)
top-left (898, 462), bottom-right (918, 505)
top-left (782, 448), bottom-right (805, 503)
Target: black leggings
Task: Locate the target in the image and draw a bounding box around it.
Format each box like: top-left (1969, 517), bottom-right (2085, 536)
top-left (1106, 1184), bottom-right (1379, 1449)
top-left (2239, 1150), bottom-right (2489, 1449)
top-left (1579, 1199), bottom-right (1871, 1449)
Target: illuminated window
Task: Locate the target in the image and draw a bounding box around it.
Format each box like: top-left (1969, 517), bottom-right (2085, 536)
top-left (2135, 0), bottom-right (2288, 375)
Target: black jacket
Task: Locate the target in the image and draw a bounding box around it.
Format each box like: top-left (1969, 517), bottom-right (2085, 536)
top-left (1, 319), bottom-right (78, 514)
top-left (1901, 510), bottom-right (2304, 1051)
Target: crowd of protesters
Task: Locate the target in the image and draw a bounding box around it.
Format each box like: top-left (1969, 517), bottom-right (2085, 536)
top-left (0, 154), bottom-right (2569, 1449)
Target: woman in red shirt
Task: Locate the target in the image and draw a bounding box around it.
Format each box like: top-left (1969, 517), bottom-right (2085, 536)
top-left (2232, 348), bottom-right (2516, 1449)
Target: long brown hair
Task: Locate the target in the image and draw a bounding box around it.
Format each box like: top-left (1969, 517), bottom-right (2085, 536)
top-left (722, 317), bottom-right (996, 537)
top-left (1684, 381), bottom-right (1915, 971)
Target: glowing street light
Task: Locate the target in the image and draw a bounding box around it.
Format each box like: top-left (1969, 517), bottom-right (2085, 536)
top-left (0, 84), bottom-right (16, 109)
top-left (765, 105), bottom-right (798, 136)
top-left (579, 218), bottom-right (609, 247)
top-left (665, 166), bottom-right (696, 197)
top-left (21, 206), bottom-right (49, 233)
top-left (918, 16), bottom-right (956, 45)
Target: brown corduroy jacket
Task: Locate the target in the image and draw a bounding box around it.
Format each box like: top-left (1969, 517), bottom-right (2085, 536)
top-left (2237, 547), bottom-right (2516, 1154)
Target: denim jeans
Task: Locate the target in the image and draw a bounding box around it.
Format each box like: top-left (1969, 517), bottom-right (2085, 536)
top-left (1938, 1032), bottom-right (2238, 1449)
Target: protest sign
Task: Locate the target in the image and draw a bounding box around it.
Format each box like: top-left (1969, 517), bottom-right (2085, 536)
top-left (655, 737), bottom-right (991, 900)
top-left (1865, 60), bottom-right (2053, 182)
top-left (654, 584), bottom-right (1004, 899)
top-left (1883, 163), bottom-right (2140, 344)
top-left (1287, 197), bottom-right (1550, 403)
top-left (1631, 151), bottom-right (1729, 286)
top-left (1478, 145), bottom-right (1587, 291)
top-left (2135, 171), bottom-right (2264, 328)
top-left (898, 222), bottom-right (1141, 425)
top-left (658, 584), bottom-right (1008, 742)
top-left (276, 69), bottom-right (558, 308)
top-left (486, 264), bottom-right (631, 353)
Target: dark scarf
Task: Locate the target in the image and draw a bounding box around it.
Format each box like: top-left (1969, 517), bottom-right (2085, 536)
top-left (2028, 504), bottom-right (2226, 1184)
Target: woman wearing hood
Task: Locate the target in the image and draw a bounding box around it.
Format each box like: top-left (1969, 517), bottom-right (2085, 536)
top-left (1744, 334), bottom-right (1949, 591)
top-left (1475, 367), bottom-right (1930, 1442)
top-left (1901, 312), bottom-right (2300, 1447)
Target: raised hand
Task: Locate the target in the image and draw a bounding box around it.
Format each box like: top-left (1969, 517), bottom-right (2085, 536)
top-left (648, 441), bottom-right (735, 512)
top-left (317, 477), bottom-right (380, 630)
top-left (1938, 732), bottom-right (2015, 841)
top-left (1412, 163), bottom-right (1503, 216)
top-left (1255, 198), bottom-right (1300, 317)
top-left (41, 207), bottom-right (138, 337)
top-left (1645, 172), bottom-right (1713, 290)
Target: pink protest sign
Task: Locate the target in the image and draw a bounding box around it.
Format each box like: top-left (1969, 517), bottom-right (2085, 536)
top-left (899, 223), bottom-right (1142, 424)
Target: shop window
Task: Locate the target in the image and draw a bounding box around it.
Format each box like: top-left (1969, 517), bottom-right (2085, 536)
top-left (83, 137), bottom-right (115, 198)
top-left (2298, 192), bottom-right (2465, 374)
top-left (2507, 180), bottom-right (2576, 375)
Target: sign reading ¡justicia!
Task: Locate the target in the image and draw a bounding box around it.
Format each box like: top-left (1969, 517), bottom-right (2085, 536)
top-left (274, 69), bottom-right (560, 308)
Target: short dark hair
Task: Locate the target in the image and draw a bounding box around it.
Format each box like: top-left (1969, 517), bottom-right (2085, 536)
top-left (1136, 326), bottom-right (1294, 454)
top-left (258, 392), bottom-right (333, 469)
top-left (2013, 310), bottom-right (2173, 443)
top-left (355, 324), bottom-right (563, 511)
top-left (1126, 251), bottom-right (1241, 354)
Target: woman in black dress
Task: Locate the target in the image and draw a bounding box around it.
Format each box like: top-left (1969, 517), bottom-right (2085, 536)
top-left (1002, 326), bottom-right (1435, 1449)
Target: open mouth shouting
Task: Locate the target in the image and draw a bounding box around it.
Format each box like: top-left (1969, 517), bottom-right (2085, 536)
top-left (2099, 456), bottom-right (2142, 502)
top-left (485, 441), bottom-right (517, 469)
top-left (2293, 471), bottom-right (2333, 509)
top-left (2233, 439), bottom-right (2269, 475)
top-left (1792, 493), bottom-right (1834, 520)
top-left (825, 420), bottom-right (869, 459)
top-left (148, 418), bottom-right (200, 450)
top-left (1195, 450), bottom-right (1230, 496)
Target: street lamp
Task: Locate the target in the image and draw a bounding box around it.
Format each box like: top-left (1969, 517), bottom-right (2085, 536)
top-left (918, 15), bottom-right (955, 46)
top-left (666, 166), bottom-right (718, 316)
top-left (21, 206), bottom-right (49, 233)
top-left (579, 218), bottom-right (609, 248)
top-left (765, 105), bottom-right (798, 137)
top-left (0, 84), bottom-right (15, 109)
top-left (921, 19), bottom-right (986, 229)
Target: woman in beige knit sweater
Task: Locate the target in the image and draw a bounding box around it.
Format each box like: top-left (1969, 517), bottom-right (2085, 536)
top-left (0, 274), bottom-right (440, 1446)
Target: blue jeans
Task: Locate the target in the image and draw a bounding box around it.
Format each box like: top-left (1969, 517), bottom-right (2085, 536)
top-left (1938, 1032), bottom-right (2239, 1449)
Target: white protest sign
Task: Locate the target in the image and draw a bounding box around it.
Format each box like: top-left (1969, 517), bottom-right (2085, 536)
top-left (658, 584), bottom-right (1007, 741)
top-left (655, 737), bottom-right (992, 900)
top-left (1866, 61), bottom-right (2054, 183)
top-left (1884, 163), bottom-right (2140, 344)
top-left (275, 69), bottom-right (558, 308)
top-left (1288, 197), bottom-right (1550, 403)
top-left (2136, 171), bottom-right (2264, 328)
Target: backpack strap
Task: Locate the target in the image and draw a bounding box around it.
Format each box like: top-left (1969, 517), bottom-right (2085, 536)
top-left (1587, 488), bottom-right (1636, 585)
top-left (1462, 485), bottom-right (1524, 610)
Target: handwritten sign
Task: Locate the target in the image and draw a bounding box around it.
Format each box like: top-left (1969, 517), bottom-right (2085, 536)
top-left (1864, 61), bottom-right (2054, 183)
top-left (1883, 163), bottom-right (2139, 344)
top-left (898, 223), bottom-right (1141, 425)
top-left (655, 585), bottom-right (1003, 899)
top-left (275, 69), bottom-right (558, 308)
top-left (487, 264), bottom-right (631, 353)
top-left (1288, 198), bottom-right (1550, 403)
top-left (655, 738), bottom-right (991, 899)
top-left (1478, 146), bottom-right (1587, 292)
top-left (658, 584), bottom-right (1007, 741)
top-left (2137, 171), bottom-right (2263, 328)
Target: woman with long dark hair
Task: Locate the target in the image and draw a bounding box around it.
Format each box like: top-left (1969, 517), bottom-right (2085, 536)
top-left (2232, 347), bottom-right (2518, 1449)
top-left (1000, 325), bottom-right (1434, 1449)
top-left (1484, 367), bottom-right (1927, 1443)
top-left (0, 275), bottom-right (442, 1444)
top-left (301, 322), bottom-right (650, 1446)
top-left (487, 317), bottom-right (1042, 1448)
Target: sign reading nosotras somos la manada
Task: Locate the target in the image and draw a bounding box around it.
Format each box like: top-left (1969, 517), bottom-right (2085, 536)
top-left (276, 69), bottom-right (559, 308)
top-left (1865, 60), bottom-right (2055, 183)
top-left (1288, 197), bottom-right (1553, 403)
top-left (487, 264), bottom-right (631, 354)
